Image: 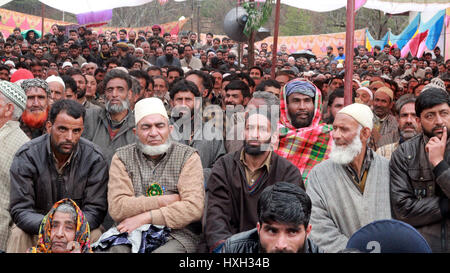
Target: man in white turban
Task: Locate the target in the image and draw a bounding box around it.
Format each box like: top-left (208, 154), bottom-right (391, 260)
top-left (306, 103), bottom-right (392, 252)
top-left (102, 97), bottom-right (205, 253)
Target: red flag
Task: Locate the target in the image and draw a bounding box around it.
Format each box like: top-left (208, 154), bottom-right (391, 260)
top-left (170, 23), bottom-right (180, 36)
top-left (409, 30), bottom-right (429, 57)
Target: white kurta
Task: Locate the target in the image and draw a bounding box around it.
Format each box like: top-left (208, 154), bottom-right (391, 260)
top-left (306, 153), bottom-right (392, 253)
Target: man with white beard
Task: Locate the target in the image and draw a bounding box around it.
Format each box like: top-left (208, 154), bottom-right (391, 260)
top-left (306, 103), bottom-right (392, 253)
top-left (103, 97), bottom-right (204, 253)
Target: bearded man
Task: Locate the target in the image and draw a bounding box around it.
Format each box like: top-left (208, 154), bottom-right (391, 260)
top-left (82, 69), bottom-right (135, 165)
top-left (8, 99), bottom-right (108, 253)
top-left (306, 103), bottom-right (392, 253)
top-left (205, 107), bottom-right (303, 253)
top-left (20, 79), bottom-right (50, 139)
top-left (156, 44), bottom-right (181, 68)
top-left (98, 97), bottom-right (204, 253)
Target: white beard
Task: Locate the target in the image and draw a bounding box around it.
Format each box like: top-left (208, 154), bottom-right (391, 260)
top-left (136, 136), bottom-right (171, 156)
top-left (329, 130), bottom-right (363, 165)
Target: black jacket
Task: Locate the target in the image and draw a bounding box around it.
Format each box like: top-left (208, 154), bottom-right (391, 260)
top-left (205, 150), bottom-right (303, 251)
top-left (9, 134), bottom-right (109, 234)
top-left (390, 133), bottom-right (450, 252)
top-left (221, 228), bottom-right (322, 253)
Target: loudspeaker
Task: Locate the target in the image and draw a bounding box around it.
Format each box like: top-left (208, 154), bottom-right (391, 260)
top-left (223, 7), bottom-right (249, 42)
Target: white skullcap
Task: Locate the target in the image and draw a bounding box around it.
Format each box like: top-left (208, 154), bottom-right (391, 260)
top-left (356, 87), bottom-right (373, 100)
top-left (62, 62), bottom-right (73, 68)
top-left (80, 62), bottom-right (88, 68)
top-left (4, 60), bottom-right (15, 68)
top-left (134, 97), bottom-right (168, 125)
top-left (46, 75), bottom-right (65, 89)
top-left (338, 103), bottom-right (374, 130)
top-left (112, 67), bottom-right (129, 74)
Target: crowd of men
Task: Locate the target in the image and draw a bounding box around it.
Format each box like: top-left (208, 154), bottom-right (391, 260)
top-left (0, 23), bottom-right (449, 253)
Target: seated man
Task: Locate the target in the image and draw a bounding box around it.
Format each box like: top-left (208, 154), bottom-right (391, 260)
top-left (107, 97), bottom-right (204, 253)
top-left (221, 182), bottom-right (321, 253)
top-left (0, 81), bottom-right (29, 252)
top-left (8, 99), bottom-right (108, 253)
top-left (275, 80), bottom-right (333, 184)
top-left (390, 87), bottom-right (450, 252)
top-left (205, 106), bottom-right (303, 252)
top-left (29, 198), bottom-right (92, 253)
top-left (307, 103), bottom-right (391, 253)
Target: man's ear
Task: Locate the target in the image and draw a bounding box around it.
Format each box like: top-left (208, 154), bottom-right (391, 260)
top-left (169, 124), bottom-right (174, 134)
top-left (361, 127), bottom-right (372, 141)
top-left (243, 97), bottom-right (250, 106)
top-left (133, 127), bottom-right (136, 135)
top-left (257, 222), bottom-right (261, 235)
top-left (306, 224), bottom-right (312, 236)
top-left (45, 120), bottom-right (52, 134)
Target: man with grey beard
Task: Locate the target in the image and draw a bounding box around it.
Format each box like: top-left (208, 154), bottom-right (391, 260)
top-left (377, 94), bottom-right (420, 159)
top-left (82, 69), bottom-right (135, 166)
top-left (101, 97), bottom-right (204, 253)
top-left (307, 103), bottom-right (391, 253)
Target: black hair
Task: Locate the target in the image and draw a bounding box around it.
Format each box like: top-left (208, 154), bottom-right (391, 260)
top-left (256, 79), bottom-right (281, 91)
top-left (61, 75), bottom-right (77, 93)
top-left (49, 99), bottom-right (85, 124)
top-left (225, 80), bottom-right (251, 98)
top-left (103, 69), bottom-right (132, 90)
top-left (167, 66), bottom-right (184, 78)
top-left (327, 88), bottom-right (346, 107)
top-left (129, 70), bottom-right (151, 89)
top-left (169, 79), bottom-right (200, 100)
top-left (185, 70), bottom-right (213, 93)
top-left (249, 66), bottom-right (263, 77)
top-left (257, 182), bottom-right (311, 227)
top-left (237, 72), bottom-right (255, 88)
top-left (415, 87), bottom-right (450, 117)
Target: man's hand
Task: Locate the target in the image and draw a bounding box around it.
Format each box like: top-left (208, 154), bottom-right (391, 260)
top-left (157, 194), bottom-right (180, 207)
top-left (117, 211), bottom-right (151, 234)
top-left (426, 127), bottom-right (447, 167)
top-left (66, 241), bottom-right (81, 253)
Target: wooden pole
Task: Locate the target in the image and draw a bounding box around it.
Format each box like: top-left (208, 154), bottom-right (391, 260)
top-left (247, 0), bottom-right (255, 68)
top-left (344, 0), bottom-right (355, 106)
top-left (271, 0), bottom-right (281, 79)
top-left (41, 3), bottom-right (45, 39)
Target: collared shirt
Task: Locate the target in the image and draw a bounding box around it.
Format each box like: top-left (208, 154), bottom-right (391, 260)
top-left (344, 147), bottom-right (374, 193)
top-left (48, 136), bottom-right (74, 174)
top-left (239, 149), bottom-right (272, 187)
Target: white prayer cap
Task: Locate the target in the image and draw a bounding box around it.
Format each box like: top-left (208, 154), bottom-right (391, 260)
top-left (4, 60), bottom-right (15, 68)
top-left (338, 103), bottom-right (374, 130)
top-left (46, 75), bottom-right (65, 89)
top-left (356, 87), bottom-right (373, 100)
top-left (62, 62), bottom-right (73, 68)
top-left (80, 62), bottom-right (88, 68)
top-left (112, 67), bottom-right (129, 74)
top-left (134, 97), bottom-right (168, 125)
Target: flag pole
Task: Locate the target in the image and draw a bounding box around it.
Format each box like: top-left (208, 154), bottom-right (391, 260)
top-left (344, 0), bottom-right (355, 106)
top-left (270, 0), bottom-right (281, 79)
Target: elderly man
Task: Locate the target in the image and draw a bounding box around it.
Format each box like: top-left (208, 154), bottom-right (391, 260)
top-left (105, 97), bottom-right (204, 253)
top-left (274, 80), bottom-right (333, 184)
top-left (82, 69), bottom-right (135, 165)
top-left (307, 103), bottom-right (391, 253)
top-left (20, 79), bottom-right (51, 139)
top-left (390, 88), bottom-right (450, 253)
top-left (205, 105), bottom-right (303, 253)
top-left (8, 99), bottom-right (108, 253)
top-left (355, 87), bottom-right (373, 107)
top-left (46, 75), bottom-right (65, 104)
top-left (0, 81), bottom-right (29, 253)
top-left (221, 182), bottom-right (321, 253)
top-left (372, 86), bottom-right (399, 148)
top-left (377, 94), bottom-right (420, 159)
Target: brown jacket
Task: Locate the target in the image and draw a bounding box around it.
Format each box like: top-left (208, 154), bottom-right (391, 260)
top-left (390, 133), bottom-right (450, 252)
top-left (205, 149), bottom-right (303, 251)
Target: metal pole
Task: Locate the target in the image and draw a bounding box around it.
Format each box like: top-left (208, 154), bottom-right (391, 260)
top-left (271, 0), bottom-right (281, 79)
top-left (197, 1), bottom-right (201, 42)
top-left (41, 3), bottom-right (45, 39)
top-left (344, 0), bottom-right (355, 106)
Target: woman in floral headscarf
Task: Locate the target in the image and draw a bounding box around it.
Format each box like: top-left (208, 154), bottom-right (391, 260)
top-left (29, 198), bottom-right (92, 253)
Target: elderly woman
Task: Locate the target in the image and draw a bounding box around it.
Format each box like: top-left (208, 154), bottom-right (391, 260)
top-left (29, 199), bottom-right (92, 253)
